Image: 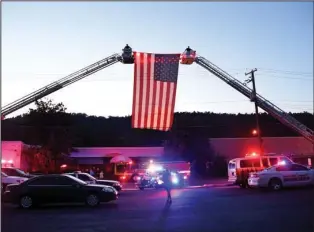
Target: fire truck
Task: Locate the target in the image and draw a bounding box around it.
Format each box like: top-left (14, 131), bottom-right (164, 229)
top-left (118, 160), bottom-right (190, 182)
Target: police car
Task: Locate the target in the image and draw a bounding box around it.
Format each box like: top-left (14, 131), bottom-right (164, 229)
top-left (248, 162), bottom-right (314, 191)
top-left (1, 172), bottom-right (28, 193)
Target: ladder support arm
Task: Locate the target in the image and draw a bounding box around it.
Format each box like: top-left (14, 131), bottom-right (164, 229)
top-left (195, 56), bottom-right (314, 144)
top-left (1, 54), bottom-right (121, 117)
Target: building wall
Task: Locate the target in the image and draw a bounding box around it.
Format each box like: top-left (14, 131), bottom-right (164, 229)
top-left (70, 147), bottom-right (164, 158)
top-left (2, 137), bottom-right (312, 168)
top-left (210, 137), bottom-right (314, 160)
top-left (1, 141), bottom-right (23, 168)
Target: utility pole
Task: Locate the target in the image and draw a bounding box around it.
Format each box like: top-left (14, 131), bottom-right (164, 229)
top-left (245, 68), bottom-right (264, 155)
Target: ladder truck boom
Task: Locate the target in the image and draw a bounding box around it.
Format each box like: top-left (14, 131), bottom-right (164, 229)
top-left (194, 56), bottom-right (314, 144)
top-left (1, 45), bottom-right (135, 117)
top-left (1, 49), bottom-right (133, 118)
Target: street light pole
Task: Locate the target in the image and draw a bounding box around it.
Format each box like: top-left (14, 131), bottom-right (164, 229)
top-left (245, 69), bottom-right (264, 155)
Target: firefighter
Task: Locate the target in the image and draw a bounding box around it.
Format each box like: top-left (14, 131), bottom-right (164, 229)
top-left (123, 44), bottom-right (132, 56)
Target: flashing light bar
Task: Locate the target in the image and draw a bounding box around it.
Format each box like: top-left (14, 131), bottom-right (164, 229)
top-left (245, 152), bottom-right (259, 157)
top-left (147, 164), bottom-right (163, 172)
top-left (278, 160), bottom-right (286, 166)
top-left (178, 170), bottom-right (191, 174)
top-left (1, 159), bottom-right (13, 164)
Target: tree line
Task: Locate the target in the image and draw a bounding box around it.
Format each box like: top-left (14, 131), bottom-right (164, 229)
top-left (2, 100), bottom-right (313, 147)
top-left (1, 99), bottom-right (313, 174)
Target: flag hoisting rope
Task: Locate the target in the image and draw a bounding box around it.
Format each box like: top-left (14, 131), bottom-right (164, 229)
top-left (132, 52), bottom-right (180, 131)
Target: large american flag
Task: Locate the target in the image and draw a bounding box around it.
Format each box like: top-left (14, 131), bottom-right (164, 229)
top-left (132, 52), bottom-right (180, 131)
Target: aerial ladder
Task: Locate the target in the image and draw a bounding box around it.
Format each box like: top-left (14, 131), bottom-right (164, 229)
top-left (2, 45), bottom-right (313, 144)
top-left (1, 45), bottom-right (135, 118)
top-left (181, 47), bottom-right (314, 144)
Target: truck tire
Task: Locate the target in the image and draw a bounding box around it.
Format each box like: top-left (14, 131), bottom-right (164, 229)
top-left (268, 178), bottom-right (282, 191)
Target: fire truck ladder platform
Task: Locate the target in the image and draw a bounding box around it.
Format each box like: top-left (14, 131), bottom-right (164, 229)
top-left (195, 56), bottom-right (314, 144)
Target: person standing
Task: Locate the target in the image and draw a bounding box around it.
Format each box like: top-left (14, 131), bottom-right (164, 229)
top-left (162, 168), bottom-right (172, 202)
top-left (99, 171), bottom-right (104, 179)
top-left (89, 168), bottom-right (95, 177)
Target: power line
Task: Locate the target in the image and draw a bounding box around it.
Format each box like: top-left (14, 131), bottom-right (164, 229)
top-left (4, 70), bottom-right (313, 83)
top-left (256, 74), bottom-right (312, 81)
top-left (256, 68), bottom-right (313, 76)
top-left (185, 100), bottom-right (313, 104)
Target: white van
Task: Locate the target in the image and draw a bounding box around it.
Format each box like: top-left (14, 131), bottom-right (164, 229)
top-left (228, 155), bottom-right (293, 187)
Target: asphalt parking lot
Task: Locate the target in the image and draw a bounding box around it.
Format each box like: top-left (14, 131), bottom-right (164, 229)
top-left (2, 186), bottom-right (314, 232)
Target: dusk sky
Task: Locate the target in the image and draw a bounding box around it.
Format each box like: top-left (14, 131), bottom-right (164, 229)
top-left (2, 2), bottom-right (313, 118)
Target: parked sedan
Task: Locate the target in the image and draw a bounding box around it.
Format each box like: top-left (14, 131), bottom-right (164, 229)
top-left (67, 172), bottom-right (122, 191)
top-left (3, 174), bottom-right (118, 209)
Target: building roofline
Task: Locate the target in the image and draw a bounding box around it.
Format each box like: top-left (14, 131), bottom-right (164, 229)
top-left (209, 136), bottom-right (305, 140)
top-left (74, 147), bottom-right (163, 150)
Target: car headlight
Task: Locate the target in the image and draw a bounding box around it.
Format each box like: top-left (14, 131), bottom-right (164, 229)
top-left (172, 177), bottom-right (179, 184)
top-left (157, 179), bottom-right (164, 185)
top-left (102, 187), bottom-right (115, 192)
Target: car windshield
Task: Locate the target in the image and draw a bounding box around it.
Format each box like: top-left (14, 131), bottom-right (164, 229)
top-left (62, 174), bottom-right (88, 185)
top-left (1, 172), bottom-right (8, 177)
top-left (84, 173), bottom-right (96, 180)
top-left (3, 168), bottom-right (27, 175)
top-left (15, 168), bottom-right (27, 175)
top-left (264, 166), bottom-right (276, 171)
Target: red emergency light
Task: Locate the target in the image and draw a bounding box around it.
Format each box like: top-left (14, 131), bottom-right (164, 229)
top-left (245, 152), bottom-right (259, 157)
top-left (2, 159), bottom-right (13, 164)
top-left (1, 159), bottom-right (14, 167)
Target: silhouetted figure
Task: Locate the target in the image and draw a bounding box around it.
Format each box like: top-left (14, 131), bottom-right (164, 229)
top-left (162, 168), bottom-right (172, 202)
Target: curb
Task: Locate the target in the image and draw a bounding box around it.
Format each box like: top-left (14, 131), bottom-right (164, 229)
top-left (122, 183), bottom-right (234, 191)
top-left (203, 183), bottom-right (234, 187)
top-left (186, 183), bottom-right (232, 188)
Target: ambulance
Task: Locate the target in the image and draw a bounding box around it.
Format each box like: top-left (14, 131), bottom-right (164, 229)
top-left (227, 153), bottom-right (293, 188)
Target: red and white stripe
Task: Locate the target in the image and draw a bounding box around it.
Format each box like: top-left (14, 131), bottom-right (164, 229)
top-left (132, 52), bottom-right (178, 131)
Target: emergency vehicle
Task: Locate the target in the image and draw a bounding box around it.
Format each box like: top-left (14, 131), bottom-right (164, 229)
top-left (119, 160), bottom-right (190, 182)
top-left (2, 159), bottom-right (14, 168)
top-left (1, 172), bottom-right (28, 193)
top-left (228, 153), bottom-right (293, 188)
top-left (248, 162), bottom-right (314, 190)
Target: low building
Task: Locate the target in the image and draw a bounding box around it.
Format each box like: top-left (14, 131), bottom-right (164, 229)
top-left (2, 136), bottom-right (313, 170)
top-left (1, 141), bottom-right (25, 169)
top-left (71, 147), bottom-right (164, 175)
top-left (71, 146), bottom-right (163, 165)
